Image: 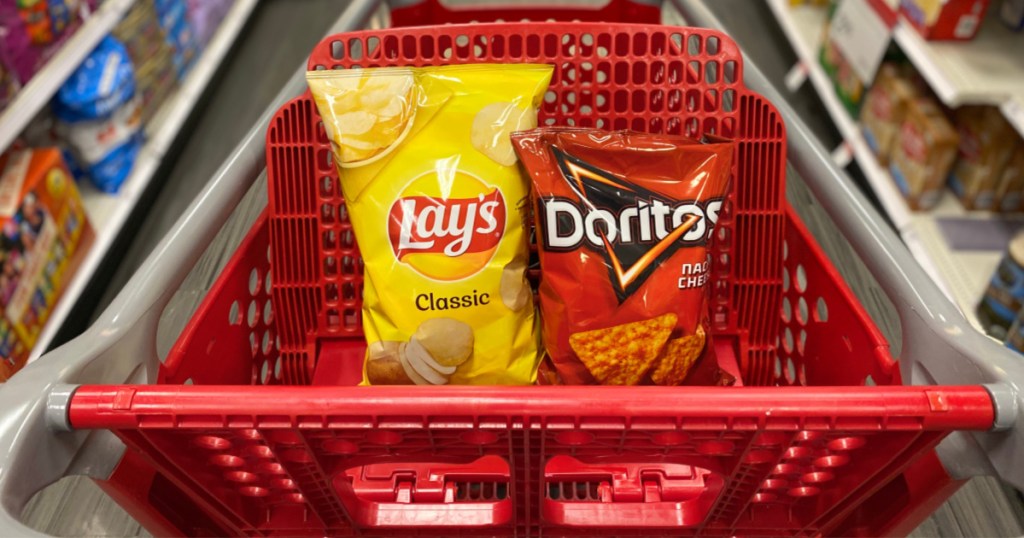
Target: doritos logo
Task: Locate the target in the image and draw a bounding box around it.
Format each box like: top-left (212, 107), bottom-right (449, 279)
top-left (538, 147), bottom-right (722, 301)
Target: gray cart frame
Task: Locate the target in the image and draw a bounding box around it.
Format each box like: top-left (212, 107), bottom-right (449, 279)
top-left (0, 0), bottom-right (1022, 536)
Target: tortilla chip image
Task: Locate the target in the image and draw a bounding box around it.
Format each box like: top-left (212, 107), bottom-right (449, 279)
top-left (568, 313), bottom-right (677, 385)
top-left (651, 327), bottom-right (706, 386)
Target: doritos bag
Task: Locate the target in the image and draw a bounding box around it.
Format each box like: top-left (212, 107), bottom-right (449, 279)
top-left (308, 64), bottom-right (552, 386)
top-left (512, 129), bottom-right (735, 386)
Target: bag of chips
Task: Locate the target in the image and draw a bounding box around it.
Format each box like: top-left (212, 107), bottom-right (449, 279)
top-left (512, 128), bottom-right (735, 386)
top-left (308, 64), bottom-right (552, 385)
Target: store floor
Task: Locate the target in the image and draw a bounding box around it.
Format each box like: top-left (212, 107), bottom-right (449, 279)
top-left (21, 0), bottom-right (1024, 536)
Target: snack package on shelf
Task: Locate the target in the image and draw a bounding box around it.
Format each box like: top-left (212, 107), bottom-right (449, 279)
top-left (512, 129), bottom-right (735, 387)
top-left (1002, 0), bottom-right (1024, 30)
top-left (307, 64), bottom-right (552, 386)
top-left (153, 0), bottom-right (197, 78)
top-left (889, 96), bottom-right (959, 209)
top-left (978, 231), bottom-right (1024, 337)
top-left (996, 144), bottom-right (1024, 212)
top-left (0, 0), bottom-right (95, 85)
top-left (819, 0), bottom-right (883, 117)
top-left (54, 35), bottom-right (143, 194)
top-left (900, 0), bottom-right (990, 39)
top-left (0, 62), bottom-right (18, 110)
top-left (948, 106), bottom-right (1018, 210)
top-left (113, 0), bottom-right (177, 124)
top-left (0, 148), bottom-right (92, 381)
top-left (1006, 304), bottom-right (1024, 352)
top-left (187, 0), bottom-right (233, 46)
top-left (861, 64), bottom-right (916, 165)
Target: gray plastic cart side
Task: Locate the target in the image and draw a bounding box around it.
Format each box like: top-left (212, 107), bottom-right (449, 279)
top-left (0, 0), bottom-right (1019, 536)
top-left (672, 0), bottom-right (1024, 485)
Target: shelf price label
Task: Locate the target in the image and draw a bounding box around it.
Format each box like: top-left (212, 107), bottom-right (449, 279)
top-left (828, 0), bottom-right (895, 84)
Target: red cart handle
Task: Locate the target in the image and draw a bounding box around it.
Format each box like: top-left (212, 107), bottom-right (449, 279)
top-left (542, 455), bottom-right (724, 527)
top-left (333, 455), bottom-right (514, 527)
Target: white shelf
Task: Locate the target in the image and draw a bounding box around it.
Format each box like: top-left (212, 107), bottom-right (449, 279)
top-left (767, 0), bottom-right (1020, 328)
top-left (767, 0), bottom-right (912, 230)
top-left (0, 0), bottom-right (137, 154)
top-left (893, 15), bottom-right (1024, 137)
top-left (28, 0), bottom-right (258, 363)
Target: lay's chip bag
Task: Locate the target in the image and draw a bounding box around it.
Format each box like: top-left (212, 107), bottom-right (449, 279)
top-left (512, 129), bottom-right (735, 386)
top-left (307, 64), bottom-right (552, 385)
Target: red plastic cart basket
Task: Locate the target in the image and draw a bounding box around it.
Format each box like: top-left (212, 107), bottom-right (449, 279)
top-left (0, 1), bottom-right (1022, 537)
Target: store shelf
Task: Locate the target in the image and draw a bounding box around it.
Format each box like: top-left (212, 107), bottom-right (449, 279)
top-left (767, 0), bottom-right (912, 231)
top-left (893, 15), bottom-right (1024, 137)
top-left (766, 0), bottom-right (1024, 328)
top-left (28, 0), bottom-right (258, 363)
top-left (0, 0), bottom-right (137, 155)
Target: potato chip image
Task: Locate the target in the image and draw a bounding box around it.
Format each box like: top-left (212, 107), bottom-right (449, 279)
top-left (650, 327), bottom-right (706, 386)
top-left (568, 313), bottom-right (677, 385)
top-left (308, 69), bottom-right (416, 167)
top-left (413, 317), bottom-right (474, 368)
top-left (401, 341), bottom-right (450, 385)
top-left (366, 341), bottom-right (414, 385)
top-left (399, 343), bottom-right (445, 385)
top-left (499, 257), bottom-right (530, 311)
top-left (471, 102), bottom-right (537, 166)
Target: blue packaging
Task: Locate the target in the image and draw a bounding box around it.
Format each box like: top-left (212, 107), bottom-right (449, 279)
top-left (54, 35), bottom-right (143, 193)
top-left (153, 0), bottom-right (197, 78)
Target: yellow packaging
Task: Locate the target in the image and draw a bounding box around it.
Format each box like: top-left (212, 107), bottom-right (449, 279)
top-left (307, 64), bottom-right (552, 385)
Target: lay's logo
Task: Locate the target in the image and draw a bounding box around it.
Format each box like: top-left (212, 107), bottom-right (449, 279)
top-left (388, 170), bottom-right (506, 281)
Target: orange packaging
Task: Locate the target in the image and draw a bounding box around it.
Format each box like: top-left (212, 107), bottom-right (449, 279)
top-left (0, 148), bottom-right (92, 380)
top-left (512, 129), bottom-right (734, 386)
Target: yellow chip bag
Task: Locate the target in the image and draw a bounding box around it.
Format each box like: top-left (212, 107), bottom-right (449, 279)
top-left (307, 64), bottom-right (552, 385)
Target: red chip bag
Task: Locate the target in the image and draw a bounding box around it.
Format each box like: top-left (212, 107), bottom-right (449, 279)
top-left (511, 129), bottom-right (735, 386)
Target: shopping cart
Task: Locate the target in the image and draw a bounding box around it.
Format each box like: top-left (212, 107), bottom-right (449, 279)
top-left (0, 0), bottom-right (1021, 536)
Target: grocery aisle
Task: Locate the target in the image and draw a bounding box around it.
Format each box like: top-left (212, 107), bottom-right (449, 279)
top-left (91, 0), bottom-right (349, 321)
top-left (17, 0), bottom-right (1024, 536)
top-left (19, 1), bottom-right (348, 536)
top-left (700, 1), bottom-right (1024, 536)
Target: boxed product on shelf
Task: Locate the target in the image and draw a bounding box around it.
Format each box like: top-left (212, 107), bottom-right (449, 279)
top-left (54, 35), bottom-right (143, 193)
top-left (889, 96), bottom-right (959, 209)
top-left (113, 0), bottom-right (172, 68)
top-left (0, 62), bottom-right (18, 110)
top-left (948, 106), bottom-right (1018, 210)
top-left (0, 147), bottom-right (92, 381)
top-left (153, 0), bottom-right (198, 78)
top-left (820, 2), bottom-right (868, 117)
top-left (133, 44), bottom-right (176, 124)
top-left (900, 0), bottom-right (991, 39)
top-left (996, 144), bottom-right (1024, 212)
top-left (187, 0), bottom-right (233, 45)
top-left (1002, 0), bottom-right (1024, 29)
top-left (113, 0), bottom-right (177, 124)
top-left (1005, 306), bottom-right (1024, 352)
top-left (0, 0), bottom-right (95, 85)
top-left (861, 63), bottom-right (916, 165)
top-left (978, 231), bottom-right (1024, 336)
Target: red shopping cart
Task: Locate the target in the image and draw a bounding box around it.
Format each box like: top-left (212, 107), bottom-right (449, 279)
top-left (1, 1), bottom-right (1021, 537)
